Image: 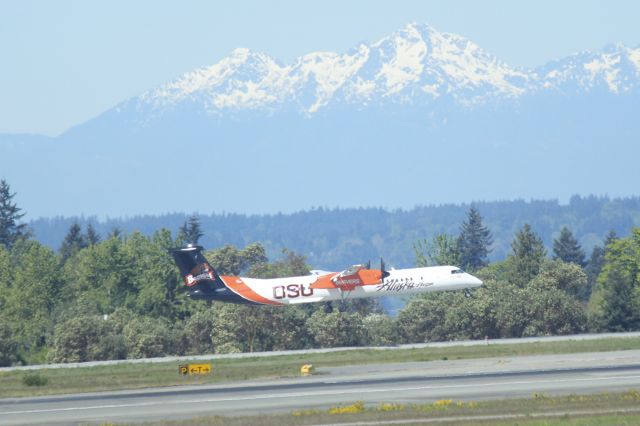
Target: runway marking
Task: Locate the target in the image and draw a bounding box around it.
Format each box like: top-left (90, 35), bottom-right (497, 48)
top-left (2, 374), bottom-right (640, 416)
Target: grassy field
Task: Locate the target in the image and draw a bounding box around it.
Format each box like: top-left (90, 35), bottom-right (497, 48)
top-left (2, 336), bottom-right (640, 398)
top-left (92, 390), bottom-right (640, 425)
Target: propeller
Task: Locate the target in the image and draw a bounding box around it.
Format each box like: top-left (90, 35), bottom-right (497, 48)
top-left (380, 258), bottom-right (390, 282)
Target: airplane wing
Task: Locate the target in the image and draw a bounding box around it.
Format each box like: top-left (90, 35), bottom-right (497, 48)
top-left (310, 264), bottom-right (384, 291)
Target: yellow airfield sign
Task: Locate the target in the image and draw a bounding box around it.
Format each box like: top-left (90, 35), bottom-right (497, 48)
top-left (179, 363), bottom-right (212, 375)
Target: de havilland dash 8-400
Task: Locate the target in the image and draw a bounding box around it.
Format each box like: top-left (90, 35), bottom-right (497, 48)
top-left (170, 245), bottom-right (483, 305)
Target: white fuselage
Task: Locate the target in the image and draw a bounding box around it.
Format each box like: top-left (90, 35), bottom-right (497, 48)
top-left (225, 266), bottom-right (483, 305)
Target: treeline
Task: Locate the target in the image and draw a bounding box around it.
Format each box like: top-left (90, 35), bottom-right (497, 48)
top-left (29, 195), bottom-right (640, 270)
top-left (1, 179), bottom-right (640, 366)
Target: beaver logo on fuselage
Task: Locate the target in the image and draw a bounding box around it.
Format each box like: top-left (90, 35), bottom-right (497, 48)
top-left (185, 264), bottom-right (215, 287)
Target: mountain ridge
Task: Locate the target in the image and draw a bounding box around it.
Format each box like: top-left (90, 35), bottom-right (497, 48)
top-left (110, 22), bottom-right (638, 124)
top-left (1, 23), bottom-right (639, 218)
top-left (2, 23), bottom-right (639, 140)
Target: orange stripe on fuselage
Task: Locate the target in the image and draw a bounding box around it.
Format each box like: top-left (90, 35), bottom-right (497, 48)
top-left (220, 276), bottom-right (284, 305)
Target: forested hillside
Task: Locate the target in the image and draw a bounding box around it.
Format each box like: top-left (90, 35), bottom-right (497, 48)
top-left (2, 179), bottom-right (640, 367)
top-left (30, 195), bottom-right (640, 270)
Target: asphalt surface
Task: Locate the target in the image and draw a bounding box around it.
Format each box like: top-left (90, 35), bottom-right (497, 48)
top-left (2, 350), bottom-right (640, 425)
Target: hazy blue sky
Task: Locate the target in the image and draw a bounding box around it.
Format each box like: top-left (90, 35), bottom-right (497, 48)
top-left (2, 0), bottom-right (639, 136)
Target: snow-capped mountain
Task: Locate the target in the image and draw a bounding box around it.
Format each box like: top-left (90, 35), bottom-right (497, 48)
top-left (134, 23), bottom-right (530, 116)
top-left (128, 23), bottom-right (637, 120)
top-left (2, 23), bottom-right (639, 218)
top-left (536, 43), bottom-right (640, 95)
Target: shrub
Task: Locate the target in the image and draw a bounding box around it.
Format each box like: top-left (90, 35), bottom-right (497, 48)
top-left (362, 314), bottom-right (398, 346)
top-left (48, 315), bottom-right (107, 363)
top-left (22, 373), bottom-right (48, 386)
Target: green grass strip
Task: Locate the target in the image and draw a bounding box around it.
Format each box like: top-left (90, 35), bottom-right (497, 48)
top-left (2, 336), bottom-right (640, 398)
top-left (86, 390), bottom-right (640, 425)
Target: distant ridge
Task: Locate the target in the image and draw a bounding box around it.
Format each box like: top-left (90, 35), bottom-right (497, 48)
top-left (30, 195), bottom-right (640, 271)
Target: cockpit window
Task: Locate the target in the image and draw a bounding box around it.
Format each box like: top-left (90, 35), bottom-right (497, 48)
top-left (451, 268), bottom-right (464, 274)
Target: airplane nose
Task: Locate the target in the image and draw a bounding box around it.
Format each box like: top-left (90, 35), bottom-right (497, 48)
top-left (466, 273), bottom-right (483, 287)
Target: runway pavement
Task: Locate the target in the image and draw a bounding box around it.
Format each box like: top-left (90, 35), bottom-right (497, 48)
top-left (2, 350), bottom-right (640, 425)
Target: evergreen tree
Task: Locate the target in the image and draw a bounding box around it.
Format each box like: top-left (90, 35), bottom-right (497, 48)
top-left (595, 261), bottom-right (638, 332)
top-left (178, 215), bottom-right (203, 245)
top-left (507, 224), bottom-right (547, 287)
top-left (414, 234), bottom-right (460, 267)
top-left (85, 224), bottom-right (101, 246)
top-left (108, 227), bottom-right (123, 240)
top-left (584, 245), bottom-right (605, 301)
top-left (584, 230), bottom-right (617, 303)
top-left (59, 222), bottom-right (87, 261)
top-left (552, 227), bottom-right (586, 266)
top-left (591, 229), bottom-right (640, 331)
top-left (0, 179), bottom-right (28, 249)
top-left (458, 207), bottom-right (493, 271)
top-left (604, 230), bottom-right (618, 247)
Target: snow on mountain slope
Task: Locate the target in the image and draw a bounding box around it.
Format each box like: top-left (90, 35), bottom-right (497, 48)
top-left (139, 48), bottom-right (291, 112)
top-left (108, 22), bottom-right (640, 128)
top-left (537, 44), bottom-right (640, 94)
top-left (130, 23), bottom-right (542, 118)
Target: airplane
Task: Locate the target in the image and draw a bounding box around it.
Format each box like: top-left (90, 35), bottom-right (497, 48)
top-left (170, 245), bottom-right (483, 305)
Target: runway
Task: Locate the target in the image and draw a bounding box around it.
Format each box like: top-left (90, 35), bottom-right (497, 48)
top-left (2, 350), bottom-right (640, 425)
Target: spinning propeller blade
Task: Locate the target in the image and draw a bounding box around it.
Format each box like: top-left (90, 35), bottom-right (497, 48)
top-left (380, 258), bottom-right (390, 282)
